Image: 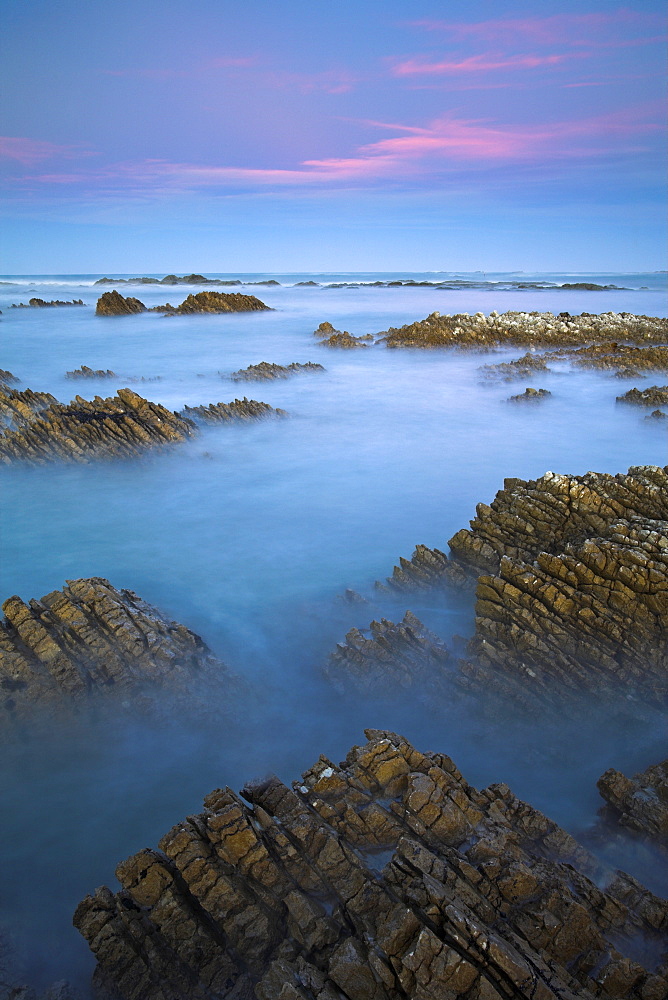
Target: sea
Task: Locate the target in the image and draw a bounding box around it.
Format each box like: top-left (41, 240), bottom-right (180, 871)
top-left (0, 271), bottom-right (667, 993)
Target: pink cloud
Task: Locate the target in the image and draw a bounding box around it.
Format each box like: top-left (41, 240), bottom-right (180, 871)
top-left (0, 137), bottom-right (95, 166)
top-left (409, 9), bottom-right (663, 45)
top-left (392, 52), bottom-right (578, 76)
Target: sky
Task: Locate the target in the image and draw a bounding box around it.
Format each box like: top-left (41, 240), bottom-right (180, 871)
top-left (1, 0), bottom-right (666, 272)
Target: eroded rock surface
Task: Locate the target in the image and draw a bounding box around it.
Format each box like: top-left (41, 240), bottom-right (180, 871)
top-left (378, 311), bottom-right (668, 349)
top-left (230, 362), bottom-right (324, 381)
top-left (180, 398), bottom-right (287, 423)
top-left (74, 730), bottom-right (668, 1000)
top-left (550, 343), bottom-right (668, 376)
top-left (507, 387), bottom-right (551, 402)
top-left (597, 760), bottom-right (668, 849)
top-left (479, 353), bottom-right (551, 381)
top-left (617, 386), bottom-right (668, 407)
top-left (0, 577), bottom-right (227, 720)
top-left (0, 387), bottom-right (57, 430)
top-left (96, 291), bottom-right (147, 316)
top-left (11, 297), bottom-right (84, 308)
top-left (375, 544), bottom-right (470, 593)
top-left (161, 291), bottom-right (270, 315)
top-left (66, 365), bottom-right (117, 379)
top-left (314, 322), bottom-right (374, 348)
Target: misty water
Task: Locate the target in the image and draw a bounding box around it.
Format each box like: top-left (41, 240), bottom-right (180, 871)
top-left (1, 272), bottom-right (667, 993)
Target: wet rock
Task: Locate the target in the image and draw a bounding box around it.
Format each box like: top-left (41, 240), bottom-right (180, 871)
top-left (0, 369), bottom-right (19, 387)
top-left (597, 760), bottom-right (668, 848)
top-left (159, 291), bottom-right (270, 315)
top-left (10, 298), bottom-right (84, 308)
top-left (646, 409), bottom-right (668, 421)
top-left (551, 342), bottom-right (668, 376)
top-left (95, 291), bottom-right (147, 316)
top-left (230, 361), bottom-right (325, 381)
top-left (179, 398), bottom-right (287, 423)
top-left (0, 577), bottom-right (228, 721)
top-left (378, 311), bottom-right (668, 349)
top-left (507, 387), bottom-right (552, 402)
top-left (617, 386), bottom-right (668, 407)
top-left (0, 388), bottom-right (194, 463)
top-left (375, 543), bottom-right (471, 593)
top-left (65, 365), bottom-right (117, 379)
top-left (324, 612), bottom-right (450, 694)
top-left (74, 730), bottom-right (668, 1000)
top-left (479, 352), bottom-right (551, 381)
top-left (0, 387), bottom-right (58, 430)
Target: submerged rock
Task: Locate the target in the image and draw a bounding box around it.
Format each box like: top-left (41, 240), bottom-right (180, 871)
top-left (552, 342), bottom-right (668, 375)
top-left (0, 577), bottom-right (228, 721)
top-left (179, 398), bottom-right (287, 423)
top-left (617, 386), bottom-right (668, 407)
top-left (11, 297), bottom-right (84, 308)
top-left (507, 387), bottom-right (552, 402)
top-left (230, 361), bottom-right (325, 381)
top-left (597, 759), bottom-right (668, 848)
top-left (479, 352), bottom-right (551, 381)
top-left (74, 729), bottom-right (668, 1000)
top-left (378, 311), bottom-right (668, 349)
top-left (95, 291), bottom-right (147, 316)
top-left (65, 365), bottom-right (117, 379)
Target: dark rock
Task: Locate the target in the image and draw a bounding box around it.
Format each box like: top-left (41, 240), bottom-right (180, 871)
top-left (378, 311), bottom-right (668, 349)
top-left (65, 366), bottom-right (117, 379)
top-left (295, 280), bottom-right (319, 286)
top-left (314, 323), bottom-right (374, 348)
top-left (11, 298), bottom-right (84, 308)
top-left (0, 577), bottom-right (229, 721)
top-left (617, 386), bottom-right (668, 407)
top-left (229, 361), bottom-right (325, 381)
top-left (646, 409), bottom-right (668, 421)
top-left (559, 282), bottom-right (620, 290)
top-left (95, 291), bottom-right (146, 316)
top-left (507, 387), bottom-right (552, 402)
top-left (480, 352), bottom-right (550, 381)
top-left (159, 291), bottom-right (270, 315)
top-left (375, 543), bottom-right (471, 593)
top-left (550, 342), bottom-right (668, 376)
top-left (179, 398), bottom-right (287, 423)
top-left (597, 760), bottom-right (668, 848)
top-left (74, 730), bottom-right (668, 1000)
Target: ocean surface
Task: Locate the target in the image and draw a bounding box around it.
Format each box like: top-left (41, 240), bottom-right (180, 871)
top-left (1, 271), bottom-right (667, 993)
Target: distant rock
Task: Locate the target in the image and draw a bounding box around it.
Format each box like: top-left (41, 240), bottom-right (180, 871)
top-left (74, 729), bottom-right (668, 1000)
top-left (507, 387), bottom-right (552, 402)
top-left (314, 322), bottom-right (374, 348)
top-left (559, 282), bottom-right (621, 290)
top-left (11, 298), bottom-right (84, 308)
top-left (95, 291), bottom-right (147, 316)
top-left (230, 361), bottom-right (325, 381)
top-left (160, 291), bottom-right (270, 314)
top-left (295, 280), bottom-right (319, 286)
top-left (617, 385), bottom-right (668, 407)
top-left (65, 365), bottom-right (117, 379)
top-left (0, 577), bottom-right (230, 722)
top-left (378, 310), bottom-right (668, 348)
top-left (179, 397), bottom-right (287, 423)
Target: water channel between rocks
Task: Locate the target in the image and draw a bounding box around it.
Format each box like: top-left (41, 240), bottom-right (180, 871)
top-left (0, 272), bottom-right (666, 993)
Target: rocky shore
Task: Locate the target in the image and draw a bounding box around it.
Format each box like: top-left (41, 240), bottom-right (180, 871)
top-left (597, 760), bottom-right (668, 849)
top-left (0, 387), bottom-right (285, 463)
top-left (0, 577), bottom-right (229, 722)
top-left (617, 386), bottom-right (668, 407)
top-left (95, 290), bottom-right (270, 316)
top-left (94, 274), bottom-right (280, 287)
top-left (74, 729), bottom-right (668, 1000)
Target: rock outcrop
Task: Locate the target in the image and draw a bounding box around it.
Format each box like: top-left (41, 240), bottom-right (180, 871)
top-left (11, 297), bottom-right (84, 308)
top-left (507, 387), bottom-right (551, 402)
top-left (0, 369), bottom-right (19, 388)
top-left (0, 577), bottom-right (227, 720)
top-left (550, 343), bottom-right (668, 377)
top-left (160, 291), bottom-right (270, 315)
top-left (597, 760), bottom-right (668, 849)
top-left (96, 291), bottom-right (147, 316)
top-left (479, 353), bottom-right (551, 381)
top-left (0, 387), bottom-right (58, 430)
top-left (179, 398), bottom-right (287, 424)
top-left (65, 365), bottom-right (117, 379)
top-left (74, 730), bottom-right (668, 1000)
top-left (617, 386), bottom-right (668, 407)
top-left (230, 362), bottom-right (325, 381)
top-left (375, 544), bottom-right (470, 593)
top-left (378, 311), bottom-right (668, 349)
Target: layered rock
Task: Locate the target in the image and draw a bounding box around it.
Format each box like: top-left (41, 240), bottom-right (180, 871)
top-left (507, 387), bottom-right (551, 402)
top-left (0, 388), bottom-right (194, 463)
top-left (74, 730), bottom-right (668, 1000)
top-left (161, 291), bottom-right (270, 315)
top-left (551, 343), bottom-right (668, 377)
top-left (378, 311), bottom-right (668, 349)
top-left (11, 297), bottom-right (84, 308)
top-left (0, 387), bottom-right (58, 430)
top-left (96, 291), bottom-right (147, 316)
top-left (597, 760), bottom-right (668, 849)
top-left (0, 369), bottom-right (19, 387)
top-left (66, 365), bottom-right (117, 379)
top-left (617, 386), bottom-right (668, 407)
top-left (230, 361), bottom-right (325, 381)
top-left (324, 612), bottom-right (450, 694)
top-left (179, 398), bottom-right (287, 423)
top-left (375, 544), bottom-right (470, 593)
top-left (0, 577), bottom-right (227, 720)
top-left (479, 353), bottom-right (551, 381)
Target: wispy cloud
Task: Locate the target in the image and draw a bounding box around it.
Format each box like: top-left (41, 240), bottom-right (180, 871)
top-left (0, 137), bottom-right (95, 166)
top-left (409, 9), bottom-right (664, 44)
top-left (392, 52), bottom-right (579, 77)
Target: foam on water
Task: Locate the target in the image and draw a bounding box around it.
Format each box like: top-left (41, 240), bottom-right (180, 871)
top-left (0, 274), bottom-right (667, 993)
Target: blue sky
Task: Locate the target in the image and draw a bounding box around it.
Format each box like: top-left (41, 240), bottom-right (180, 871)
top-left (1, 0), bottom-right (666, 272)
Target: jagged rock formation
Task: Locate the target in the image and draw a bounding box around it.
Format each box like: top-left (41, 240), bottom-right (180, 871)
top-left (0, 369), bottom-right (19, 387)
top-left (0, 577), bottom-right (227, 720)
top-left (230, 362), bottom-right (325, 381)
top-left (74, 730), bottom-right (668, 1000)
top-left (94, 275), bottom-right (281, 287)
top-left (375, 544), bottom-right (470, 593)
top-left (66, 365), bottom-right (117, 379)
top-left (160, 291), bottom-right (270, 315)
top-left (378, 311), bottom-right (668, 349)
top-left (479, 353), bottom-right (551, 381)
top-left (0, 387), bottom-right (58, 430)
top-left (551, 343), bottom-right (668, 376)
top-left (646, 410), bottom-right (668, 421)
top-left (96, 291), bottom-right (147, 316)
top-left (507, 387), bottom-right (551, 402)
top-left (617, 386), bottom-right (668, 407)
top-left (597, 760), bottom-right (668, 849)
top-left (325, 612), bottom-right (450, 694)
top-left (11, 297), bottom-right (84, 308)
top-left (0, 388), bottom-right (193, 462)
top-left (179, 398), bottom-right (287, 423)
